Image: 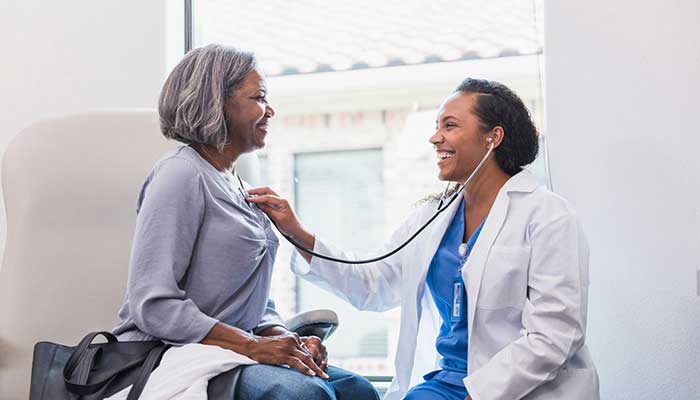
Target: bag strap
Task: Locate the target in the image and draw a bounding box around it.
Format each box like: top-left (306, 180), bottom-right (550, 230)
top-left (63, 330), bottom-right (169, 398)
top-left (125, 344), bottom-right (170, 400)
top-left (64, 331), bottom-right (117, 381)
top-left (63, 331), bottom-right (120, 395)
top-left (75, 347), bottom-right (99, 386)
top-left (66, 372), bottom-right (121, 397)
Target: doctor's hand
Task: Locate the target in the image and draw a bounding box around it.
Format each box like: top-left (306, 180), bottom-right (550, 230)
top-left (246, 187), bottom-right (316, 256)
top-left (246, 187), bottom-right (303, 236)
top-left (301, 336), bottom-right (328, 372)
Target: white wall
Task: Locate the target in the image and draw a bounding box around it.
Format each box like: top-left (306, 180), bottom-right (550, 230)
top-left (0, 0), bottom-right (170, 266)
top-left (545, 1), bottom-right (700, 399)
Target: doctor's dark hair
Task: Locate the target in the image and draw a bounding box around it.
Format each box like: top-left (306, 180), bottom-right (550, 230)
top-left (158, 44), bottom-right (257, 151)
top-left (455, 78), bottom-right (539, 176)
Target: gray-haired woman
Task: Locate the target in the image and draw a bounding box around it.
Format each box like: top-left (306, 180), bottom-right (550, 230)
top-left (112, 44), bottom-right (379, 400)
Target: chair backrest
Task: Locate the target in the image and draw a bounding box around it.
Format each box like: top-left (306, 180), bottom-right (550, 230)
top-left (0, 109), bottom-right (261, 399)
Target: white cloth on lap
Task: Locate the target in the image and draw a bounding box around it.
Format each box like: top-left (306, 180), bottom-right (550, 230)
top-left (106, 343), bottom-right (257, 400)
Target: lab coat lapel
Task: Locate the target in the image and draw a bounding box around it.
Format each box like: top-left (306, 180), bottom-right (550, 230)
top-left (399, 194), bottom-right (462, 390)
top-left (462, 171), bottom-right (538, 338)
top-left (463, 189), bottom-right (509, 338)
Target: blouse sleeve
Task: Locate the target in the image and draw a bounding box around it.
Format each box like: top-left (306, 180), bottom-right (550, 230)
top-left (252, 299), bottom-right (286, 335)
top-left (126, 157), bottom-right (218, 345)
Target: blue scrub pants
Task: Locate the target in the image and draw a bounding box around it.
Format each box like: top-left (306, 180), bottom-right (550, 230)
top-left (403, 379), bottom-right (469, 400)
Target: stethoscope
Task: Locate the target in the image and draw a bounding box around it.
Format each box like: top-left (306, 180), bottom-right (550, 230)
top-left (262, 138), bottom-right (496, 264)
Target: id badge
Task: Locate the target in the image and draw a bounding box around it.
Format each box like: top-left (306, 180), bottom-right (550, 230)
top-left (451, 277), bottom-right (465, 323)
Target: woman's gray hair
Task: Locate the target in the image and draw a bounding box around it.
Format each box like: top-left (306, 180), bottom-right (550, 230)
top-left (158, 44), bottom-right (257, 151)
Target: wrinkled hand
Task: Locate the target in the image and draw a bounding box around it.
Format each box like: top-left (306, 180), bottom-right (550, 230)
top-left (250, 331), bottom-right (329, 379)
top-left (301, 336), bottom-right (328, 372)
top-left (246, 187), bottom-right (303, 237)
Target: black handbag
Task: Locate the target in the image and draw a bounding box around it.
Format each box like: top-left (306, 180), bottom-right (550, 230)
top-left (29, 331), bottom-right (169, 400)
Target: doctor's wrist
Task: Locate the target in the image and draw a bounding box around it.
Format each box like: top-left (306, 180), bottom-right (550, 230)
top-left (287, 227), bottom-right (315, 263)
top-left (286, 226), bottom-right (315, 248)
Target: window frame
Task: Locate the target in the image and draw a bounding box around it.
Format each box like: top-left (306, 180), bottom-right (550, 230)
top-left (184, 0), bottom-right (193, 53)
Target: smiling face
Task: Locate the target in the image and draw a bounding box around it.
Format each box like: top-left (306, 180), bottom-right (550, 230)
top-left (224, 68), bottom-right (275, 153)
top-left (430, 92), bottom-right (493, 182)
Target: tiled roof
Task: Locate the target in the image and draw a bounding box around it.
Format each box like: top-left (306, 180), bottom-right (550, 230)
top-left (196, 0), bottom-right (543, 76)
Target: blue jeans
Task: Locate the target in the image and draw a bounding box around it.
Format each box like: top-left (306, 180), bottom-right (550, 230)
top-left (403, 379), bottom-right (468, 400)
top-left (234, 364), bottom-right (380, 400)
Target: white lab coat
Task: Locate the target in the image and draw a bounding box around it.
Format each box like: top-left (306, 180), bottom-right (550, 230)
top-left (291, 170), bottom-right (599, 400)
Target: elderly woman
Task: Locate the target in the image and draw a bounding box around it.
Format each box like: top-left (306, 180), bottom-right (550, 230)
top-left (112, 44), bottom-right (379, 400)
top-left (249, 79), bottom-right (599, 400)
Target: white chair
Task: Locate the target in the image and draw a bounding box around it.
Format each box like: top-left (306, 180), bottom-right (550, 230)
top-left (0, 109), bottom-right (336, 399)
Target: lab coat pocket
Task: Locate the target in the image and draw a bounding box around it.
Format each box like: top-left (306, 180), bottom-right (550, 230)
top-left (525, 367), bottom-right (599, 400)
top-left (478, 245), bottom-right (530, 309)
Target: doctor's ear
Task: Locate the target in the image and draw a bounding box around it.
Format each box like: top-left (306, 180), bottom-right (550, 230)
top-left (486, 126), bottom-right (505, 148)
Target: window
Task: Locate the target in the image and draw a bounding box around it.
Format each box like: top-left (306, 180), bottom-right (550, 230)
top-left (294, 149), bottom-right (394, 374)
top-left (190, 0), bottom-right (546, 377)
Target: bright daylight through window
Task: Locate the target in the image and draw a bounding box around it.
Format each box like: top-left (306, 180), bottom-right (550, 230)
top-left (193, 0), bottom-right (545, 377)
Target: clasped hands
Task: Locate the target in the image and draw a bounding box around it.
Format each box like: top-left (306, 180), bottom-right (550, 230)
top-left (251, 330), bottom-right (329, 379)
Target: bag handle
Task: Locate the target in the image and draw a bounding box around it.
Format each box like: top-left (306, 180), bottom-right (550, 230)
top-left (125, 344), bottom-right (170, 400)
top-left (63, 331), bottom-right (168, 398)
top-left (63, 331), bottom-right (120, 395)
top-left (64, 331), bottom-right (118, 381)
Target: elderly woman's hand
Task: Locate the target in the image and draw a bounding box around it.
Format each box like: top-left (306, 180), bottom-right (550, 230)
top-left (301, 336), bottom-right (328, 372)
top-left (250, 331), bottom-right (329, 379)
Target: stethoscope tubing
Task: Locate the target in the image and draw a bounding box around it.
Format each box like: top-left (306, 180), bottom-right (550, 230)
top-left (271, 143), bottom-right (495, 265)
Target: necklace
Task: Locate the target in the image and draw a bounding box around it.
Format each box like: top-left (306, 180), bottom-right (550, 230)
top-left (196, 144), bottom-right (228, 172)
top-left (195, 144), bottom-right (250, 204)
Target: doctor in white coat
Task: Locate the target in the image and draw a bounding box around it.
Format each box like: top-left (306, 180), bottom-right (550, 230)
top-left (247, 78), bottom-right (599, 400)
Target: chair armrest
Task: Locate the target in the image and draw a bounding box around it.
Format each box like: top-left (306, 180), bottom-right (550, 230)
top-left (284, 309), bottom-right (339, 342)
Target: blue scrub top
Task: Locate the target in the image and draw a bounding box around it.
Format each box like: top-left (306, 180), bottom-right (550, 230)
top-left (425, 197), bottom-right (485, 387)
